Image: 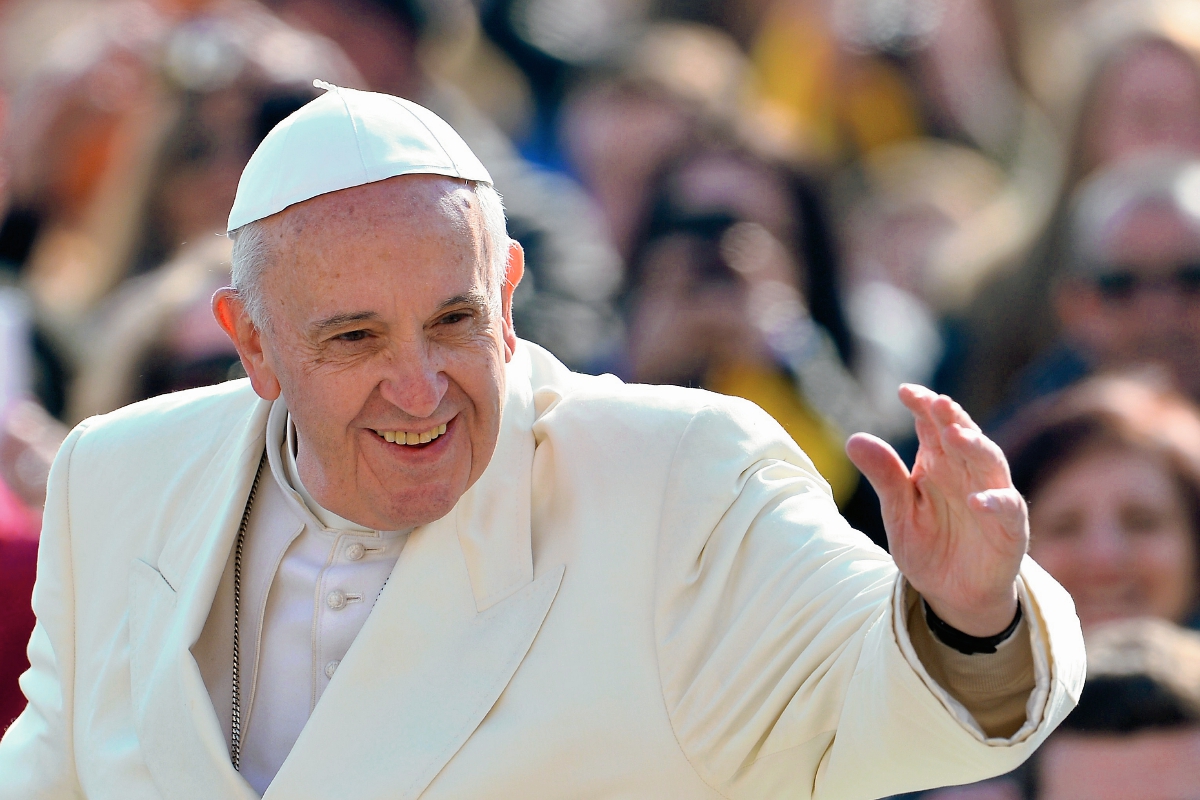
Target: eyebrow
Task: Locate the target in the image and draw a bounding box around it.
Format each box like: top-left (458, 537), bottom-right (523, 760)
top-left (310, 311), bottom-right (380, 334)
top-left (437, 291), bottom-right (491, 312)
top-left (308, 291), bottom-right (492, 334)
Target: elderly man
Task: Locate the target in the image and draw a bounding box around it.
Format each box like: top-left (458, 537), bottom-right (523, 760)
top-left (0, 85), bottom-right (1083, 799)
top-left (1001, 152), bottom-right (1200, 418)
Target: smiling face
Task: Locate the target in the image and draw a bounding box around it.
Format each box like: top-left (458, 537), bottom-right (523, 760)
top-left (1028, 447), bottom-right (1197, 629)
top-left (215, 174), bottom-right (522, 530)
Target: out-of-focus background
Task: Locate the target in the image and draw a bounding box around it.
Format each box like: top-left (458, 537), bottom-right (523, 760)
top-left (2, 0), bottom-right (1200, 792)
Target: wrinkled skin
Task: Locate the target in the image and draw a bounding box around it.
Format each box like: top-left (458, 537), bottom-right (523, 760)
top-left (848, 387), bottom-right (1028, 637)
top-left (214, 174), bottom-right (524, 530)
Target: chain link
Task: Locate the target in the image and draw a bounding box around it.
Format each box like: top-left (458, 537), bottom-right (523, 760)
top-left (231, 452), bottom-right (266, 771)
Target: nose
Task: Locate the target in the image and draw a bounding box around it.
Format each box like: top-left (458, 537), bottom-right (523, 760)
top-left (1079, 518), bottom-right (1130, 573)
top-left (378, 342), bottom-right (448, 420)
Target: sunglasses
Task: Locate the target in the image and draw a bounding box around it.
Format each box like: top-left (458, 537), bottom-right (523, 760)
top-left (1092, 264), bottom-right (1200, 301)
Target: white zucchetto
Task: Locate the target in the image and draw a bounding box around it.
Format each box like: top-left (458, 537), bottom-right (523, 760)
top-left (227, 80), bottom-right (493, 232)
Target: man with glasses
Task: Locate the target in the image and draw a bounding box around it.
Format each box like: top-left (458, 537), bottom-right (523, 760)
top-left (1053, 153), bottom-right (1200, 400)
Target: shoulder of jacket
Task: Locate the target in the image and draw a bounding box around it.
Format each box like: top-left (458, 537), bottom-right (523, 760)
top-left (70, 379), bottom-right (263, 460)
top-left (520, 338), bottom-right (783, 438)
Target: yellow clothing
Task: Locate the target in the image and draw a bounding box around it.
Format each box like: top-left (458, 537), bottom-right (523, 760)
top-left (751, 5), bottom-right (923, 162)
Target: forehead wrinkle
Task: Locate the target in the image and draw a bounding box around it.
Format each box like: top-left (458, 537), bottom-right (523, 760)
top-left (257, 177), bottom-right (491, 315)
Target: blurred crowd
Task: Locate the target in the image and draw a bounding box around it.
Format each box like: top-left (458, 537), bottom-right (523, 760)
top-left (2, 0), bottom-right (1200, 794)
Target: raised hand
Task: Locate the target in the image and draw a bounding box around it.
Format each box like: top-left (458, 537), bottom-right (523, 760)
top-left (845, 385), bottom-right (1028, 637)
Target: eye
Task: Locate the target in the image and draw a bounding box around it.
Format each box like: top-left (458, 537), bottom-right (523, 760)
top-left (439, 311), bottom-right (472, 326)
top-left (1120, 504), bottom-right (1167, 534)
top-left (1037, 509), bottom-right (1083, 541)
top-left (335, 329), bottom-right (371, 342)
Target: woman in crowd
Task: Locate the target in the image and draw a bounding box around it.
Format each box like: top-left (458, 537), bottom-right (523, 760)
top-left (1002, 373), bottom-right (1200, 630)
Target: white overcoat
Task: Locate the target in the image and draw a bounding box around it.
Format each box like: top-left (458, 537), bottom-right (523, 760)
top-left (0, 342), bottom-right (1085, 799)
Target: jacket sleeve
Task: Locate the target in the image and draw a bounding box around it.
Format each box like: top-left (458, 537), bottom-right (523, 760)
top-left (0, 423), bottom-right (89, 799)
top-left (652, 400), bottom-right (1085, 800)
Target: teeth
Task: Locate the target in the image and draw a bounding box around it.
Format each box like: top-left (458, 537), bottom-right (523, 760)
top-left (374, 423), bottom-right (447, 446)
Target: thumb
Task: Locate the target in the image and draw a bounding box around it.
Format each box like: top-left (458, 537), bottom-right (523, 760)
top-left (846, 433), bottom-right (912, 516)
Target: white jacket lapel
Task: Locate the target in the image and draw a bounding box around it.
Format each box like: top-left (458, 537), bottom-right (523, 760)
top-left (127, 398), bottom-right (269, 800)
top-left (266, 345), bottom-right (564, 799)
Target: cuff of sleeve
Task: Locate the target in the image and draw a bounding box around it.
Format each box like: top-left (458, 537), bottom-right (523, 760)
top-left (892, 574), bottom-right (1052, 745)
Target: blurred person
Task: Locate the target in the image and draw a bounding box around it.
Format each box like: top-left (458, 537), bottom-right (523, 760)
top-left (835, 140), bottom-right (1020, 438)
top-left (0, 50), bottom-right (67, 734)
top-left (997, 153), bottom-right (1200, 413)
top-left (0, 0), bottom-right (166, 328)
top-left (624, 144), bottom-right (879, 513)
top-left (902, 617), bottom-right (1200, 799)
top-left (0, 0), bottom-right (353, 370)
top-left (1071, 33), bottom-right (1200, 179)
top-left (954, 8), bottom-right (1200, 419)
top-left (559, 22), bottom-right (753, 260)
top-left (0, 0), bottom-right (338, 728)
top-left (265, 0), bottom-right (625, 372)
top-left (749, 0), bottom-right (1045, 166)
top-left (1028, 618), bottom-right (1200, 799)
top-left (0, 400), bottom-right (63, 734)
top-left (69, 236), bottom-right (242, 420)
top-left (0, 478), bottom-right (36, 734)
top-left (1001, 373), bottom-right (1200, 631)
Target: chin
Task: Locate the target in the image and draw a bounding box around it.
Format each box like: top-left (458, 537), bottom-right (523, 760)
top-left (377, 484), bottom-right (463, 529)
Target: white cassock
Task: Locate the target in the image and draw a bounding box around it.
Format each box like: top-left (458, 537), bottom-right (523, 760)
top-left (193, 400), bottom-right (411, 794)
top-left (0, 340), bottom-right (1084, 800)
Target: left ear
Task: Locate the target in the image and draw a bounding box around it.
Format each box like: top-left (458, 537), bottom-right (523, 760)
top-left (500, 240), bottom-right (525, 361)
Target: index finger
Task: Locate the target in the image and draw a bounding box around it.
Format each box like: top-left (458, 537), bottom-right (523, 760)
top-left (898, 384), bottom-right (945, 459)
top-left (928, 393), bottom-right (982, 433)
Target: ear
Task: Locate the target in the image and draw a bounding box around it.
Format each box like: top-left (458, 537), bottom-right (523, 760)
top-left (212, 288), bottom-right (281, 400)
top-left (500, 240), bottom-right (525, 361)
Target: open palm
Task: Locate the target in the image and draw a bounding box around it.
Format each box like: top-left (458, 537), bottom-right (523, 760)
top-left (846, 385), bottom-right (1028, 636)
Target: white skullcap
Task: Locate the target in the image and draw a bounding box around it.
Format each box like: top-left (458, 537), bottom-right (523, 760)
top-left (227, 81), bottom-right (492, 232)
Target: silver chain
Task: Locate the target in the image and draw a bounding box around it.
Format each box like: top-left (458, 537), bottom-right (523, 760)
top-left (231, 452), bottom-right (266, 771)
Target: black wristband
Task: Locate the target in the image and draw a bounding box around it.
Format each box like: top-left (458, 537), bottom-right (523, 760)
top-left (923, 600), bottom-right (1023, 655)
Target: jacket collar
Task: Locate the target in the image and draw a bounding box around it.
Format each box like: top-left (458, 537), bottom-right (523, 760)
top-left (128, 384), bottom-right (270, 800)
top-left (129, 343), bottom-right (561, 800)
top-left (453, 342), bottom-right (537, 611)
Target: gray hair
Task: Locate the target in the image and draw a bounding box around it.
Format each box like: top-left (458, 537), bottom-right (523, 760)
top-left (1068, 152), bottom-right (1200, 275)
top-left (230, 180), bottom-right (510, 329)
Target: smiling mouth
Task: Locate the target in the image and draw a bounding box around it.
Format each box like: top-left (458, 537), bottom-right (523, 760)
top-left (373, 423), bottom-right (447, 446)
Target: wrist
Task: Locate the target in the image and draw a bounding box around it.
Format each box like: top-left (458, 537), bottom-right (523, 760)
top-left (921, 585), bottom-right (1019, 639)
top-left (923, 598), bottom-right (1023, 655)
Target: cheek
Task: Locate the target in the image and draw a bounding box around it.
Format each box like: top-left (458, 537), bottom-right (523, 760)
top-left (275, 355), bottom-right (376, 437)
top-left (451, 357), bottom-right (505, 474)
top-left (1135, 528), bottom-right (1198, 611)
top-left (1029, 538), bottom-right (1084, 587)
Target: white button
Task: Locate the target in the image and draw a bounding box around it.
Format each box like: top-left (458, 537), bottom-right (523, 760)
top-left (324, 660), bottom-right (340, 678)
top-left (345, 543), bottom-right (365, 561)
top-left (326, 590), bottom-right (347, 610)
